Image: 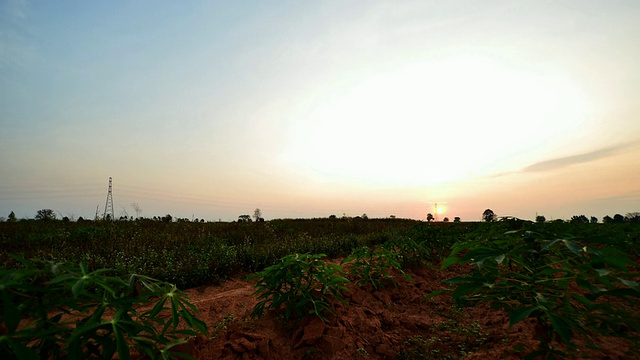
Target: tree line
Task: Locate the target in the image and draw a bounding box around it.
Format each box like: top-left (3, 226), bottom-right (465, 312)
top-left (2, 208), bottom-right (639, 224)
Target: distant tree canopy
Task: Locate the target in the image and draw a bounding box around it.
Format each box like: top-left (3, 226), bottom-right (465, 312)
top-left (535, 215), bottom-right (546, 223)
top-left (454, 217), bottom-right (461, 222)
top-left (570, 215), bottom-right (589, 224)
top-left (590, 216), bottom-right (598, 223)
top-left (443, 217), bottom-right (450, 222)
top-left (426, 213), bottom-right (434, 222)
top-left (35, 209), bottom-right (56, 221)
top-left (7, 211), bottom-right (17, 222)
top-left (626, 212), bottom-right (640, 223)
top-left (238, 215), bottom-right (252, 222)
top-left (482, 209), bottom-right (496, 222)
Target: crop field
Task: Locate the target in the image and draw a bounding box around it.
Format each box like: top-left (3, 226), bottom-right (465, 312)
top-left (1, 219), bottom-right (639, 359)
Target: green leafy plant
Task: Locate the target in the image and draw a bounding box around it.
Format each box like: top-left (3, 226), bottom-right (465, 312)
top-left (342, 245), bottom-right (411, 289)
top-left (432, 228), bottom-right (640, 358)
top-left (247, 253), bottom-right (349, 322)
top-left (381, 236), bottom-right (430, 269)
top-left (210, 313), bottom-right (235, 340)
top-left (0, 257), bottom-right (208, 360)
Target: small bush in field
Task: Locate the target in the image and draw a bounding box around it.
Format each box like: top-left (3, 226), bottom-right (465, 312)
top-left (247, 253), bottom-right (349, 322)
top-left (0, 257), bottom-right (207, 360)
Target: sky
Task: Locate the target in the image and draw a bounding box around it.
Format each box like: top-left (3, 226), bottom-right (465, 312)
top-left (1, 0), bottom-right (639, 222)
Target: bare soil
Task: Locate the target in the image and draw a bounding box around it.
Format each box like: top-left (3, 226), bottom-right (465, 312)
top-left (172, 263), bottom-right (638, 359)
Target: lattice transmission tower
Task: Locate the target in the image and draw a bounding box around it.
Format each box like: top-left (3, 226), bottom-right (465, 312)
top-left (103, 177), bottom-right (115, 221)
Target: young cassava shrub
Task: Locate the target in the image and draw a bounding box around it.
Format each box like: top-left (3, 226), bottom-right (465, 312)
top-left (342, 245), bottom-right (411, 289)
top-left (247, 253), bottom-right (349, 322)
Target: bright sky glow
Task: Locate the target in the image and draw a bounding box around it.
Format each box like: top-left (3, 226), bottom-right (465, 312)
top-left (1, 1), bottom-right (639, 221)
top-left (283, 57), bottom-right (590, 186)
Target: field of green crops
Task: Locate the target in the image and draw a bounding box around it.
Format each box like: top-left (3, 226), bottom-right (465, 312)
top-left (1, 218), bottom-right (639, 359)
top-left (1, 218), bottom-right (638, 288)
top-left (1, 218), bottom-right (464, 288)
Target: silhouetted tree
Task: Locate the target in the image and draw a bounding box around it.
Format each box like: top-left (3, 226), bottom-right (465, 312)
top-left (625, 212), bottom-right (640, 223)
top-left (613, 214), bottom-right (625, 223)
top-left (535, 215), bottom-right (546, 223)
top-left (329, 214), bottom-right (337, 219)
top-left (482, 209), bottom-right (496, 222)
top-left (7, 211), bottom-right (17, 223)
top-left (238, 215), bottom-right (252, 222)
top-left (443, 217), bottom-right (450, 222)
top-left (454, 217), bottom-right (461, 222)
top-left (426, 213), bottom-right (434, 222)
top-left (603, 215), bottom-right (613, 223)
top-left (253, 208), bottom-right (262, 222)
top-left (161, 214), bottom-right (173, 223)
top-left (361, 213), bottom-right (368, 220)
top-left (590, 216), bottom-right (598, 223)
top-left (570, 215), bottom-right (589, 224)
top-left (35, 209), bottom-right (56, 221)
top-left (389, 215), bottom-right (396, 219)
top-left (131, 203), bottom-right (142, 219)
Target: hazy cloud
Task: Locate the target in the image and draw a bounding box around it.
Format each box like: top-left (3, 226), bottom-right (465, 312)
top-left (521, 144), bottom-right (629, 173)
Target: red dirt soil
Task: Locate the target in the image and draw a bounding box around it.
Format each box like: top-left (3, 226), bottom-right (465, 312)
top-left (172, 263), bottom-right (638, 360)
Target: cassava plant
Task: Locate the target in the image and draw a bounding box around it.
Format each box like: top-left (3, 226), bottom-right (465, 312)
top-left (247, 253), bottom-right (349, 322)
top-left (0, 257), bottom-right (207, 360)
top-left (342, 245), bottom-right (412, 289)
top-left (431, 227), bottom-right (640, 359)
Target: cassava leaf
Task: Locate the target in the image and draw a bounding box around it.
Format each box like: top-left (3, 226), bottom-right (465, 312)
top-left (509, 306), bottom-right (538, 326)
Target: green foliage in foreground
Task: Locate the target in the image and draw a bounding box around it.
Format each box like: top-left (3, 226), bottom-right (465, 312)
top-left (247, 253), bottom-right (350, 322)
top-left (432, 226), bottom-right (640, 359)
top-left (0, 257), bottom-right (207, 360)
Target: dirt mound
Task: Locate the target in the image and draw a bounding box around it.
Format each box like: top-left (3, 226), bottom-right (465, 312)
top-left (174, 266), bottom-right (637, 359)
